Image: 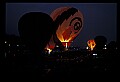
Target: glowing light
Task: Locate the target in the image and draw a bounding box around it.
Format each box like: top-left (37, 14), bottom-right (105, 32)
top-left (5, 52), bottom-right (6, 58)
top-left (56, 45), bottom-right (59, 47)
top-left (61, 42), bottom-right (71, 48)
top-left (8, 44), bottom-right (10, 46)
top-left (5, 41), bottom-right (7, 44)
top-left (60, 37), bottom-right (72, 42)
top-left (86, 46), bottom-right (89, 49)
top-left (93, 53), bottom-right (97, 56)
top-left (103, 47), bottom-right (107, 49)
top-left (65, 42), bottom-right (67, 48)
top-left (87, 39), bottom-right (96, 51)
top-left (47, 48), bottom-right (52, 54)
top-left (17, 45), bottom-right (19, 47)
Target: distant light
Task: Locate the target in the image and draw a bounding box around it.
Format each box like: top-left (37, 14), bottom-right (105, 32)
top-left (5, 52), bottom-right (6, 58)
top-left (8, 44), bottom-right (10, 46)
top-left (86, 46), bottom-right (89, 49)
top-left (103, 47), bottom-right (107, 49)
top-left (93, 53), bottom-right (97, 56)
top-left (105, 45), bottom-right (106, 47)
top-left (17, 45), bottom-right (19, 47)
top-left (65, 43), bottom-right (67, 48)
top-left (5, 41), bottom-right (7, 44)
top-left (56, 45), bottom-right (59, 47)
top-left (116, 47), bottom-right (117, 49)
top-left (47, 48), bottom-right (52, 54)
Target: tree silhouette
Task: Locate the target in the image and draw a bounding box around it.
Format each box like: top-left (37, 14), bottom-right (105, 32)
top-left (107, 41), bottom-right (116, 50)
top-left (94, 35), bottom-right (107, 50)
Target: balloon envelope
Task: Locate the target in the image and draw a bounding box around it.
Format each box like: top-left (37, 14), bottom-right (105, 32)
top-left (18, 12), bottom-right (54, 54)
top-left (45, 7), bottom-right (84, 50)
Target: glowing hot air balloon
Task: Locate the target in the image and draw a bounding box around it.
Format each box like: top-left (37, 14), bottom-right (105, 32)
top-left (45, 7), bottom-right (84, 50)
top-left (87, 39), bottom-right (96, 51)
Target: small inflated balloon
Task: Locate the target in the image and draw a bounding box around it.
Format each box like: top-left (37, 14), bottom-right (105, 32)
top-left (87, 39), bottom-right (96, 51)
top-left (45, 7), bottom-right (84, 50)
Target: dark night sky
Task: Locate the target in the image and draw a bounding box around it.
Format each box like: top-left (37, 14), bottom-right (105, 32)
top-left (6, 3), bottom-right (117, 48)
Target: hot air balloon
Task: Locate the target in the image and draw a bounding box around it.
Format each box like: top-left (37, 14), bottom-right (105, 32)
top-left (87, 39), bottom-right (96, 51)
top-left (45, 7), bottom-right (84, 51)
top-left (18, 12), bottom-right (54, 54)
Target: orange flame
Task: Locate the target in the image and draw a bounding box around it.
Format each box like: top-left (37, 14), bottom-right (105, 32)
top-left (87, 39), bottom-right (96, 51)
top-left (46, 48), bottom-right (52, 54)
